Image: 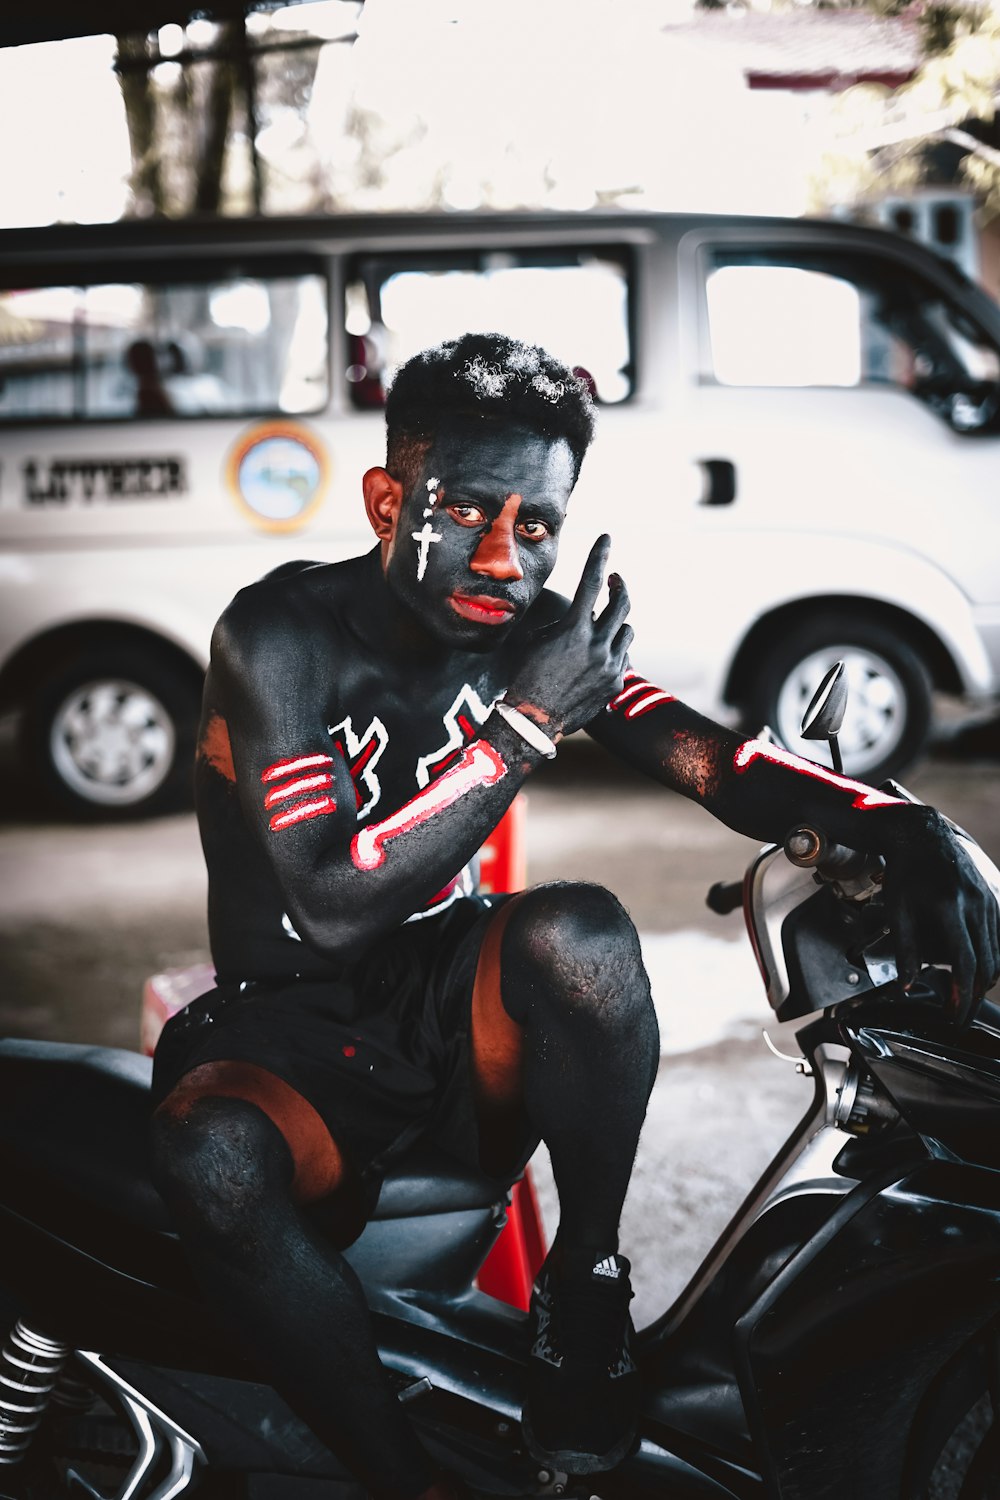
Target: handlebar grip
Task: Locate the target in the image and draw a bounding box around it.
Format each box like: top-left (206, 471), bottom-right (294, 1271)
top-left (706, 880), bottom-right (744, 916)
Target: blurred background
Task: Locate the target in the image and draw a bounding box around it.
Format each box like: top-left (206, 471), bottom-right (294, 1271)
top-left (4, 0), bottom-right (1000, 232)
top-left (1, 0), bottom-right (999, 1324)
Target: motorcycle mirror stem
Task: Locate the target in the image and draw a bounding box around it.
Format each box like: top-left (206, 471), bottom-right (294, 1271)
top-left (799, 660), bottom-right (847, 774)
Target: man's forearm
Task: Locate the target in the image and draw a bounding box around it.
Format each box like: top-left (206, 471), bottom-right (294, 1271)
top-left (280, 711), bottom-right (544, 959)
top-left (587, 680), bottom-right (936, 858)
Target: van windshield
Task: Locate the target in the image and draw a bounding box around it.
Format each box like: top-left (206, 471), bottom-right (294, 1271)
top-left (705, 247), bottom-right (1000, 434)
top-left (344, 247), bottom-right (633, 409)
top-left (0, 271), bottom-right (328, 424)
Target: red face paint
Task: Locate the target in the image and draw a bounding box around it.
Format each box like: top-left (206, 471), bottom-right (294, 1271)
top-left (448, 593), bottom-right (517, 625)
top-left (733, 738), bottom-right (906, 809)
top-left (382, 424), bottom-right (573, 649)
top-left (351, 739), bottom-right (507, 872)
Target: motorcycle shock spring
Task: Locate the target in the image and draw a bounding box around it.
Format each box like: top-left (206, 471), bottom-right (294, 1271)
top-left (0, 1321), bottom-right (71, 1464)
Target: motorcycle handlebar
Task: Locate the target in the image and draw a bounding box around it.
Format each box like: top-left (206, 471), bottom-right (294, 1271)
top-left (706, 879), bottom-right (744, 916)
top-left (784, 825), bottom-right (879, 882)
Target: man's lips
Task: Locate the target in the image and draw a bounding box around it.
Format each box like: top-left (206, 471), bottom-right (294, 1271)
top-left (448, 592), bottom-right (517, 624)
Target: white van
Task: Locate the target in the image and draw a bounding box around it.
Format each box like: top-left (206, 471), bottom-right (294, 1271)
top-left (1, 210), bottom-right (998, 815)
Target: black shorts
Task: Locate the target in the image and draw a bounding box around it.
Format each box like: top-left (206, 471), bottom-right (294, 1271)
top-left (151, 894), bottom-right (537, 1205)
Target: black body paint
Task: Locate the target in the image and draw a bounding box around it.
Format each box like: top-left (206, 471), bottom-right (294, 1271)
top-left (163, 412), bottom-right (997, 1499)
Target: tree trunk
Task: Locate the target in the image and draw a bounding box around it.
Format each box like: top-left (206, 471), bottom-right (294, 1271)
top-left (193, 20), bottom-right (242, 215)
top-left (116, 33), bottom-right (165, 216)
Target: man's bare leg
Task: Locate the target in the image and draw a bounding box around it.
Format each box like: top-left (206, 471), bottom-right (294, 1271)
top-left (150, 1063), bottom-right (447, 1500)
top-left (470, 881), bottom-right (660, 1472)
top-left (471, 881), bottom-right (659, 1250)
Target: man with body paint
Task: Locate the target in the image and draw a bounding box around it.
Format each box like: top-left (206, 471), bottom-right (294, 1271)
top-left (150, 333), bottom-right (1000, 1498)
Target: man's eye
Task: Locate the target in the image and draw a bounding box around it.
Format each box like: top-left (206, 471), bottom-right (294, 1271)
top-left (448, 504), bottom-right (484, 526)
top-left (517, 520), bottom-right (550, 541)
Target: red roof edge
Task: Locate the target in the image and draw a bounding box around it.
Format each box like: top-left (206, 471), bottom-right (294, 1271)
top-left (747, 68), bottom-right (916, 90)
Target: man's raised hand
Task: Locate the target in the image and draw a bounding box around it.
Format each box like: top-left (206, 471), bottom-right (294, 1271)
top-left (504, 535), bottom-right (633, 739)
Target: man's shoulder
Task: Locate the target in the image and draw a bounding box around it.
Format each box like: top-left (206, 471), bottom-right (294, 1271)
top-left (213, 556), bottom-right (362, 668)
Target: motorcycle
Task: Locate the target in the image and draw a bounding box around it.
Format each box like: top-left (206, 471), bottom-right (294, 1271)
top-left (1, 663), bottom-right (1000, 1500)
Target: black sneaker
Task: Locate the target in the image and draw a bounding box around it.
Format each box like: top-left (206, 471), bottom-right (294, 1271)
top-left (521, 1251), bottom-right (639, 1475)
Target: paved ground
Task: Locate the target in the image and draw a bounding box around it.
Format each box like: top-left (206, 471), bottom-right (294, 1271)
top-left (1, 713), bottom-right (998, 1328)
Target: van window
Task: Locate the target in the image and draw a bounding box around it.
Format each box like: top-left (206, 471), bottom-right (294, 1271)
top-left (0, 271), bottom-right (328, 423)
top-left (704, 248), bottom-right (1000, 432)
top-left (344, 248), bottom-right (633, 408)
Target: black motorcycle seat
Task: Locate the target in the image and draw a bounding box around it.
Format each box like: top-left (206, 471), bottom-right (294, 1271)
top-left (0, 1039), bottom-right (515, 1237)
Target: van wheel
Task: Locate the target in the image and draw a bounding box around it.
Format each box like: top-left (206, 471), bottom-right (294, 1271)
top-left (744, 616), bottom-right (933, 784)
top-left (20, 646), bottom-right (200, 819)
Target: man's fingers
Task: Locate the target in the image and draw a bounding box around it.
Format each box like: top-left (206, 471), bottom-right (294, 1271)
top-left (892, 899), bottom-right (921, 990)
top-left (569, 535), bottom-right (611, 620)
top-left (612, 622), bottom-right (634, 662)
top-left (975, 900), bottom-right (1000, 1000)
top-left (949, 932), bottom-right (978, 1025)
top-left (986, 893), bottom-right (1000, 991)
top-left (596, 573), bottom-right (631, 639)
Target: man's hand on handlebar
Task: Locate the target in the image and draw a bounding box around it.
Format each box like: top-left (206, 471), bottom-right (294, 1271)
top-left (882, 813), bottom-right (1000, 1026)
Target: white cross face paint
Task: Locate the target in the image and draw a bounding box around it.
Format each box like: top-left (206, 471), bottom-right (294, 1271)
top-left (413, 477), bottom-right (442, 581)
top-left (412, 519), bottom-right (442, 581)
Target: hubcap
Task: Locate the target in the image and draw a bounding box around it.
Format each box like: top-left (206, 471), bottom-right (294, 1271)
top-left (49, 679), bottom-right (175, 806)
top-left (774, 646), bottom-right (907, 778)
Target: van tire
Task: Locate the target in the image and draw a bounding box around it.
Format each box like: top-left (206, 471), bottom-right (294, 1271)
top-left (20, 646), bottom-right (200, 819)
top-left (744, 615), bottom-right (933, 785)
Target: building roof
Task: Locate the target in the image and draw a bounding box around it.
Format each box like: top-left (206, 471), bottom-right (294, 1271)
top-left (662, 10), bottom-right (922, 91)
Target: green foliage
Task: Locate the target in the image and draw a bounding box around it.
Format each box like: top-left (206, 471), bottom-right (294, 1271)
top-left (811, 0), bottom-right (1000, 222)
top-left (916, 1), bottom-right (989, 55)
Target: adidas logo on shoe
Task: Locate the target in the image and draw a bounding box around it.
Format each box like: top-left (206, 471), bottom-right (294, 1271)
top-left (592, 1256), bottom-right (621, 1279)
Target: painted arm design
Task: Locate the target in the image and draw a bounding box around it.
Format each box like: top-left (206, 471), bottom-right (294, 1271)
top-left (594, 667), bottom-right (999, 1015)
top-left (608, 669), bottom-right (676, 721)
top-left (246, 716), bottom-right (531, 958)
top-left (351, 740), bottom-right (507, 871)
top-left (732, 737), bottom-right (905, 811)
top-left (261, 753), bottom-right (337, 831)
top-left (600, 667), bottom-right (906, 831)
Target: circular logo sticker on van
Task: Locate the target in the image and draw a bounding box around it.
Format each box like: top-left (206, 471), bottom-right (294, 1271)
top-left (228, 423), bottom-right (327, 532)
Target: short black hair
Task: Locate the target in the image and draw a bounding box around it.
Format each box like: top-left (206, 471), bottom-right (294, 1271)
top-left (385, 332), bottom-right (596, 492)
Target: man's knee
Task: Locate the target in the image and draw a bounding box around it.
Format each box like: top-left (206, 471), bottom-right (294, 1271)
top-left (504, 881), bottom-right (648, 1015)
top-left (150, 1094), bottom-right (294, 1243)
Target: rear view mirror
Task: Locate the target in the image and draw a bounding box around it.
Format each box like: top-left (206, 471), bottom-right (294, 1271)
top-left (800, 661), bottom-right (847, 741)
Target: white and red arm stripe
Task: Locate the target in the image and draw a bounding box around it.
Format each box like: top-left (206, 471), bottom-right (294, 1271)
top-left (262, 753), bottom-right (334, 783)
top-left (261, 752), bottom-right (338, 833)
top-left (269, 795), bottom-right (338, 832)
top-left (352, 740), bottom-right (507, 872)
top-left (607, 670), bottom-right (676, 721)
top-left (263, 772), bottom-right (335, 809)
top-left (733, 738), bottom-right (905, 810)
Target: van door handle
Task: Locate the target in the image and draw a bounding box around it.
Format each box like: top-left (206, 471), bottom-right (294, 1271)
top-left (700, 459), bottom-right (736, 506)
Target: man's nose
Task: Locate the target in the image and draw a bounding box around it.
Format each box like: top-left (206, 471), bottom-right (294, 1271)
top-left (470, 517), bottom-right (524, 581)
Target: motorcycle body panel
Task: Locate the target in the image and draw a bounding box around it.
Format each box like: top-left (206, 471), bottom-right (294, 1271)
top-left (3, 812), bottom-right (1000, 1495)
top-left (735, 1155), bottom-right (1000, 1499)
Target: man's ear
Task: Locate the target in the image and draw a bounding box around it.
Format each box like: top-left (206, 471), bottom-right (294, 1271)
top-left (363, 467), bottom-right (404, 542)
